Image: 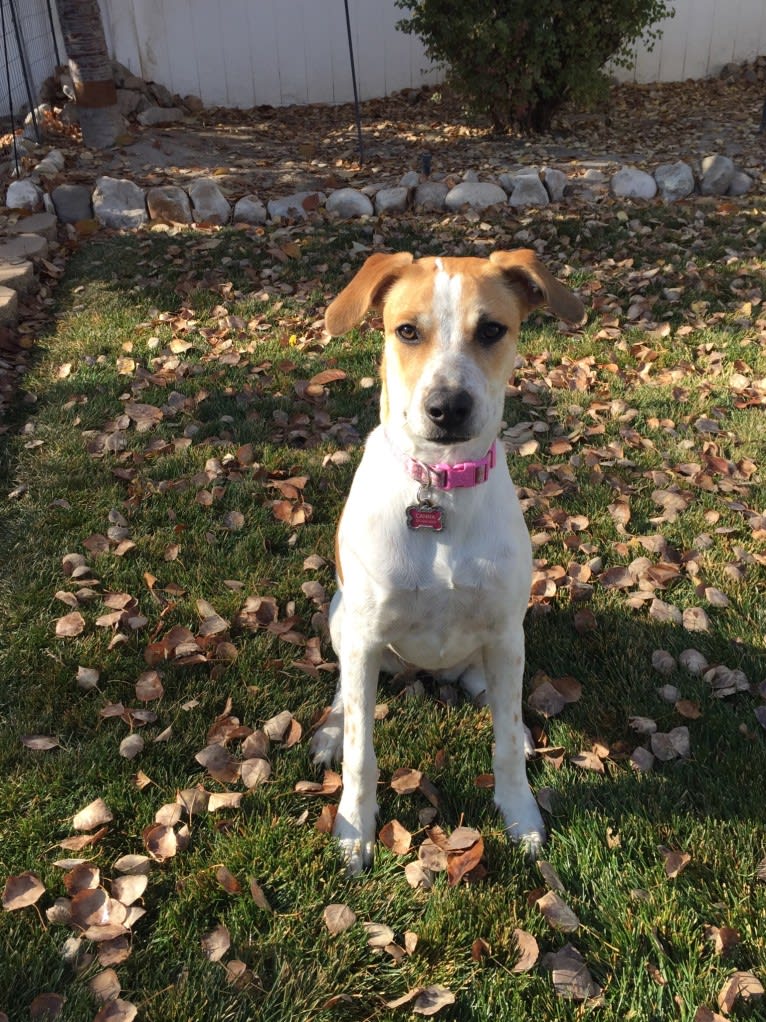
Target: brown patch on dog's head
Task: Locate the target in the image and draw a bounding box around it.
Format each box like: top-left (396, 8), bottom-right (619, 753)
top-left (488, 249), bottom-right (586, 326)
top-left (325, 252), bottom-right (415, 336)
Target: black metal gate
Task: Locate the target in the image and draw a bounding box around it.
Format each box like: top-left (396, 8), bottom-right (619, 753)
top-left (1, 0), bottom-right (60, 148)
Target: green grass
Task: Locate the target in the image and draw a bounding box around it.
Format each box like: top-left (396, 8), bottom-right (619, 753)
top-left (0, 205), bottom-right (765, 1022)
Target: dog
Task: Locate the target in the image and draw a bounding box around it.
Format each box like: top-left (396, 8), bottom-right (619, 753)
top-left (310, 250), bottom-right (585, 873)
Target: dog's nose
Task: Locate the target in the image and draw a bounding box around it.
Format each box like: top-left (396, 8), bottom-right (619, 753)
top-left (424, 387), bottom-right (473, 433)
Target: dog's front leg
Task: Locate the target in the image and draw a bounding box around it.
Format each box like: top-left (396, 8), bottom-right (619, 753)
top-left (333, 636), bottom-right (381, 874)
top-left (484, 630), bottom-right (546, 857)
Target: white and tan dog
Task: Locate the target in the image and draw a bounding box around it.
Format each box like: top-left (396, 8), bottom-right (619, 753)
top-left (311, 250), bottom-right (585, 873)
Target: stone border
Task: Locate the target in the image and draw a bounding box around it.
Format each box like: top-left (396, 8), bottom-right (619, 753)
top-left (0, 146), bottom-right (755, 329)
top-left (4, 148), bottom-right (756, 230)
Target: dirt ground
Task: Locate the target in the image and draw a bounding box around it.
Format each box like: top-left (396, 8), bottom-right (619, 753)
top-left (23, 73), bottom-right (766, 202)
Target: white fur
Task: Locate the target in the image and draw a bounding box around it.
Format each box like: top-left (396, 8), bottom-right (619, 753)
top-left (312, 263), bottom-right (546, 874)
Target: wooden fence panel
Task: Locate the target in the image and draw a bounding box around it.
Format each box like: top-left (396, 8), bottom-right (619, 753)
top-left (98, 0), bottom-right (766, 107)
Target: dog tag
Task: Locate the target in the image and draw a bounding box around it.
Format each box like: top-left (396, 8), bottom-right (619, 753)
top-left (406, 502), bottom-right (444, 531)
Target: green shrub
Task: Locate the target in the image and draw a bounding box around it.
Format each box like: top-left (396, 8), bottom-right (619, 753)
top-left (396, 0), bottom-right (674, 133)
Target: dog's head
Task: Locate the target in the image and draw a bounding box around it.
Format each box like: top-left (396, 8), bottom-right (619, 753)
top-left (325, 250), bottom-right (585, 460)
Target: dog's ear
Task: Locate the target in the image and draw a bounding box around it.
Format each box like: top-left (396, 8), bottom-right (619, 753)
top-left (325, 252), bottom-right (414, 336)
top-left (489, 249), bottom-right (586, 326)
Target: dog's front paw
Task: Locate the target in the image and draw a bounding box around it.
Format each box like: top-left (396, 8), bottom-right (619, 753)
top-left (310, 717), bottom-right (343, 766)
top-left (498, 792), bottom-right (546, 860)
top-left (333, 797), bottom-right (376, 875)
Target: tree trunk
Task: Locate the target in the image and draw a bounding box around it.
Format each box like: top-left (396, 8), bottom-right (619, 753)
top-left (54, 0), bottom-right (123, 147)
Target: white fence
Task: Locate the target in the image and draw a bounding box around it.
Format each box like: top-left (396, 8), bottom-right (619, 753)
top-left (96, 0), bottom-right (766, 107)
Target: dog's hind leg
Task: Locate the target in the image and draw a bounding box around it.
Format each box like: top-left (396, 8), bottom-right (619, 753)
top-left (310, 590), bottom-right (345, 765)
top-left (458, 662), bottom-right (535, 757)
top-left (483, 632), bottom-right (545, 857)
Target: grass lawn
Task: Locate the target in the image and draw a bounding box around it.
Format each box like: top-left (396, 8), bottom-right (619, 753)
top-left (0, 201), bottom-right (765, 1022)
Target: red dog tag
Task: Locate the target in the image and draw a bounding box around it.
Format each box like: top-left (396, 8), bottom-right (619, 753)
top-left (406, 503), bottom-right (444, 531)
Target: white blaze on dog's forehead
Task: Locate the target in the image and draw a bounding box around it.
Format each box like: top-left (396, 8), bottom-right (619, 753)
top-left (431, 262), bottom-right (463, 350)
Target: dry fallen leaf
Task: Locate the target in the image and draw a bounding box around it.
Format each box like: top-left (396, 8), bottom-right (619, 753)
top-left (92, 998), bottom-right (138, 1022)
top-left (215, 866), bottom-right (241, 894)
top-left (363, 921), bottom-right (395, 948)
top-left (379, 819), bottom-right (412, 855)
top-left (543, 943), bottom-right (603, 1002)
top-left (89, 968), bottom-right (121, 1003)
top-left (323, 903), bottom-right (357, 935)
top-left (2, 871), bottom-right (45, 910)
top-left (21, 734), bottom-right (60, 751)
top-left (390, 767), bottom-right (423, 794)
top-left (703, 924), bottom-right (741, 955)
top-left (73, 798), bottom-right (113, 832)
top-left (717, 971), bottom-right (764, 1014)
top-left (55, 611), bottom-right (86, 637)
top-left (29, 994), bottom-right (66, 1020)
top-left (201, 923), bottom-right (231, 962)
top-left (659, 846), bottom-right (692, 878)
top-left (404, 861), bottom-right (434, 889)
top-left (249, 878), bottom-right (272, 912)
top-left (412, 985), bottom-right (456, 1016)
top-left (111, 874), bottom-right (147, 906)
top-left (570, 750), bottom-right (605, 774)
top-left (694, 1008), bottom-right (727, 1022)
top-left (119, 734), bottom-right (144, 760)
top-left (511, 928), bottom-right (540, 973)
top-left (536, 890), bottom-right (580, 932)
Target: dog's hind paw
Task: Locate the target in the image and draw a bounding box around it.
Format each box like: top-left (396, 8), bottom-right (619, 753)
top-left (333, 798), bottom-right (376, 875)
top-left (498, 794), bottom-right (546, 860)
top-left (310, 718), bottom-right (343, 766)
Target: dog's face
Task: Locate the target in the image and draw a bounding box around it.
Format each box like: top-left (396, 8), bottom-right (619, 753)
top-left (325, 250), bottom-right (585, 457)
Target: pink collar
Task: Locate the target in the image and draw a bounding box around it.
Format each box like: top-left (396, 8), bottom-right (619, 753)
top-left (389, 436), bottom-right (498, 491)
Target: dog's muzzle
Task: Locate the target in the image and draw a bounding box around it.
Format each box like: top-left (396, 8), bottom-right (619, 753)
top-left (423, 386), bottom-right (474, 441)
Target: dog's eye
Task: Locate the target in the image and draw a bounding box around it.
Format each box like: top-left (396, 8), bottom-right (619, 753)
top-left (396, 323), bottom-right (420, 344)
top-left (476, 321), bottom-right (506, 345)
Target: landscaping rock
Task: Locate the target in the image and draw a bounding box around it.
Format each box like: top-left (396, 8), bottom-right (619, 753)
top-left (0, 285), bottom-right (18, 325)
top-left (45, 149), bottom-right (65, 172)
top-left (137, 106), bottom-right (185, 127)
top-left (116, 88), bottom-right (144, 117)
top-left (267, 191), bottom-right (325, 220)
top-left (374, 186), bottom-right (409, 214)
top-left (146, 185), bottom-right (193, 223)
top-left (400, 170), bottom-right (421, 188)
top-left (654, 160), bottom-right (695, 202)
top-left (414, 180), bottom-right (448, 211)
top-left (700, 154), bottom-right (735, 195)
top-left (326, 188), bottom-right (374, 218)
top-left (22, 104), bottom-right (52, 140)
top-left (611, 165), bottom-right (657, 199)
top-left (148, 81), bottom-right (174, 107)
top-left (188, 177), bottom-right (231, 224)
top-left (6, 179), bottom-right (44, 211)
top-left (542, 168), bottom-right (569, 202)
top-left (6, 212), bottom-right (58, 243)
top-left (32, 158), bottom-right (60, 179)
top-left (509, 175), bottom-right (550, 207)
top-left (0, 234), bottom-right (49, 262)
top-left (727, 170), bottom-right (753, 196)
top-left (93, 176), bottom-right (148, 229)
top-left (445, 181), bottom-right (507, 211)
top-left (0, 260), bottom-right (34, 292)
top-left (183, 94), bottom-right (204, 112)
top-left (233, 194), bottom-right (267, 224)
top-left (51, 184), bottom-right (93, 223)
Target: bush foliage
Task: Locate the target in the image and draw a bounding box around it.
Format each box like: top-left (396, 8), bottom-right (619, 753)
top-left (396, 0), bottom-right (674, 133)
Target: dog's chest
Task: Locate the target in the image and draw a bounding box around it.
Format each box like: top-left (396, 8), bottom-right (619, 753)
top-left (370, 534), bottom-right (523, 668)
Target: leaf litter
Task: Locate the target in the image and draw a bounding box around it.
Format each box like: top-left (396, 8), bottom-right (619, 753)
top-left (4, 71), bottom-right (766, 1020)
